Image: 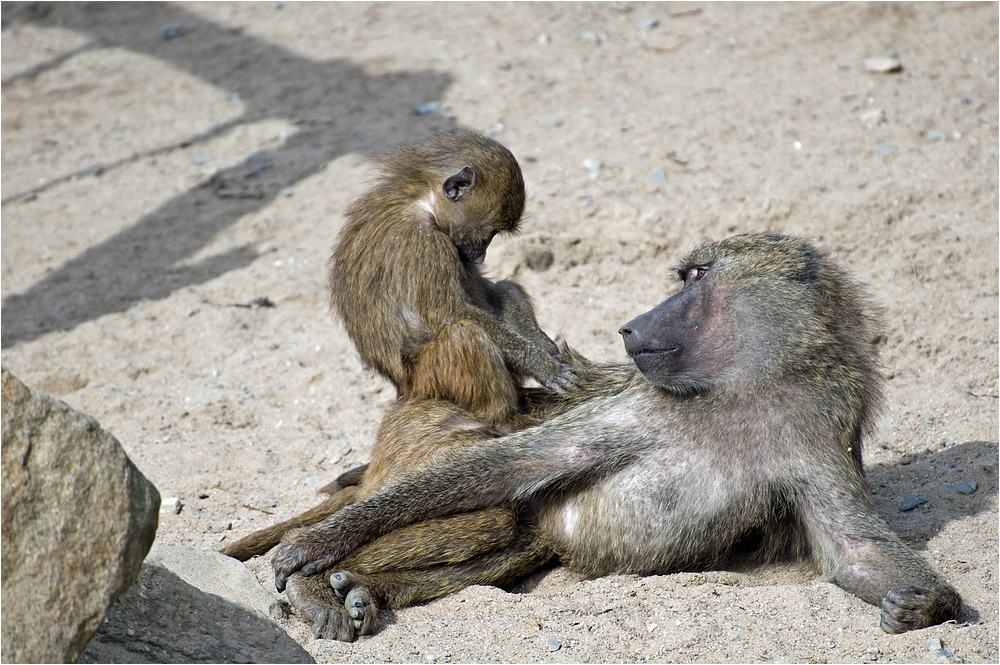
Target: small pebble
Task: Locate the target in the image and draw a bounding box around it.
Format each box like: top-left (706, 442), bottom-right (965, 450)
top-left (279, 188), bottom-right (294, 197)
top-left (546, 638), bottom-right (561, 652)
top-left (161, 25), bottom-right (185, 40)
top-left (899, 494), bottom-right (927, 511)
top-left (268, 499), bottom-right (279, 508)
top-left (193, 153), bottom-right (213, 164)
top-left (860, 109), bottom-right (886, 126)
top-left (636, 18), bottom-right (660, 30)
top-left (926, 637), bottom-right (943, 652)
top-left (650, 169), bottom-right (666, 182)
top-left (926, 129), bottom-right (947, 141)
top-left (874, 144), bottom-right (899, 155)
top-left (553, 119), bottom-right (564, 128)
top-left (20, 192), bottom-right (37, 202)
top-left (248, 295), bottom-right (274, 308)
top-left (864, 56), bottom-right (902, 73)
top-left (945, 481), bottom-right (977, 495)
top-left (582, 158), bottom-right (603, 175)
top-left (161, 497), bottom-right (183, 515)
top-left (414, 101), bottom-right (441, 115)
top-left (865, 646), bottom-right (881, 660)
top-left (951, 97), bottom-right (972, 106)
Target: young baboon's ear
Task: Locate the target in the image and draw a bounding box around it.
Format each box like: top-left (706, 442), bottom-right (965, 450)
top-left (443, 166), bottom-right (477, 201)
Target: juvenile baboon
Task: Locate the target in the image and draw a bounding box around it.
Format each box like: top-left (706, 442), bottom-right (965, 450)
top-left (221, 130), bottom-right (579, 563)
top-left (332, 128), bottom-right (578, 427)
top-left (274, 234), bottom-right (963, 638)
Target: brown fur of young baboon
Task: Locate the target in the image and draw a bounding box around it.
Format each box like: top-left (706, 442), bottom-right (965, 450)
top-left (274, 233), bottom-right (963, 639)
top-left (330, 129), bottom-right (579, 429)
top-left (221, 130), bottom-right (584, 563)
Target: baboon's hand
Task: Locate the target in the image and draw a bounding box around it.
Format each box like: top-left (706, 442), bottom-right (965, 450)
top-left (880, 586), bottom-right (960, 633)
top-left (536, 361), bottom-right (580, 393)
top-left (273, 530), bottom-right (348, 592)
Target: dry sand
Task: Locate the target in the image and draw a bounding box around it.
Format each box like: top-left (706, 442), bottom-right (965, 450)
top-left (2, 2), bottom-right (997, 663)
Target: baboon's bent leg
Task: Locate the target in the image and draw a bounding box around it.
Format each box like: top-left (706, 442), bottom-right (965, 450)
top-left (408, 320), bottom-right (520, 427)
top-left (287, 525), bottom-right (553, 641)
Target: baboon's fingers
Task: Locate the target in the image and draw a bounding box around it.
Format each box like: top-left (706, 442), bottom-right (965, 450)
top-left (274, 538), bottom-right (348, 591)
top-left (539, 363), bottom-right (581, 393)
top-left (880, 587), bottom-right (933, 634)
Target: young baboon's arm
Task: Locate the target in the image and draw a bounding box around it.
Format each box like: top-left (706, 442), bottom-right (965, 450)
top-left (489, 280), bottom-right (562, 358)
top-left (461, 305), bottom-right (579, 392)
top-left (272, 389), bottom-right (653, 591)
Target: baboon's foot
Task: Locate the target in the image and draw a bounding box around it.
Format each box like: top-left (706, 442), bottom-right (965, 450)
top-left (285, 573), bottom-right (358, 641)
top-left (330, 570), bottom-right (379, 635)
top-left (880, 585), bottom-right (963, 634)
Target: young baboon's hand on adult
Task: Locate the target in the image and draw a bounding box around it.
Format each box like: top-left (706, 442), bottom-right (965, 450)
top-left (537, 362), bottom-right (581, 393)
top-left (880, 585), bottom-right (962, 633)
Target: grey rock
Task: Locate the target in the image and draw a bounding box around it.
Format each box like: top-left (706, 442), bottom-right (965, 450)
top-left (899, 494), bottom-right (927, 511)
top-left (148, 545), bottom-right (283, 621)
top-left (547, 638), bottom-right (562, 652)
top-left (874, 144), bottom-right (899, 155)
top-left (945, 481), bottom-right (977, 495)
top-left (927, 637), bottom-right (943, 652)
top-left (1, 367), bottom-right (160, 664)
top-left (926, 129), bottom-right (948, 141)
top-left (80, 546), bottom-right (311, 663)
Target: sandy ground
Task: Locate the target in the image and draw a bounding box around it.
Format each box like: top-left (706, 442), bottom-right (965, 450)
top-left (2, 2), bottom-right (997, 663)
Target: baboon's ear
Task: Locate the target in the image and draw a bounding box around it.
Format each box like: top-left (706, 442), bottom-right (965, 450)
top-left (443, 166), bottom-right (477, 201)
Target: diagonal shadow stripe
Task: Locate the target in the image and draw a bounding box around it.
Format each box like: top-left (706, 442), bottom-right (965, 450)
top-left (1, 2), bottom-right (454, 346)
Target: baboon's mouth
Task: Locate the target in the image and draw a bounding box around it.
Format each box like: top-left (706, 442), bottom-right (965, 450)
top-left (629, 347), bottom-right (679, 359)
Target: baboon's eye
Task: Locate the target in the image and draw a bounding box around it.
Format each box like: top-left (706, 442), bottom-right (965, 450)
top-left (685, 265), bottom-right (709, 284)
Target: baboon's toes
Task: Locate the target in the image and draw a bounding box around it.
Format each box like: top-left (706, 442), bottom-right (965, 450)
top-left (285, 575), bottom-right (357, 641)
top-left (330, 570), bottom-right (353, 598)
top-left (345, 586), bottom-right (379, 635)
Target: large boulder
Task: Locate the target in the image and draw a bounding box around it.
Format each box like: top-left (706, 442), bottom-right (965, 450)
top-left (81, 545), bottom-right (313, 663)
top-left (2, 367), bottom-right (160, 663)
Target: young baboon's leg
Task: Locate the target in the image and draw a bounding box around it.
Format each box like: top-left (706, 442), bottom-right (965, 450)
top-left (287, 525), bottom-right (553, 641)
top-left (407, 320), bottom-right (521, 427)
top-left (221, 486), bottom-right (361, 561)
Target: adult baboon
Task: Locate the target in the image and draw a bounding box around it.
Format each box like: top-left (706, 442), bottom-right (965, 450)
top-left (273, 234), bottom-right (963, 638)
